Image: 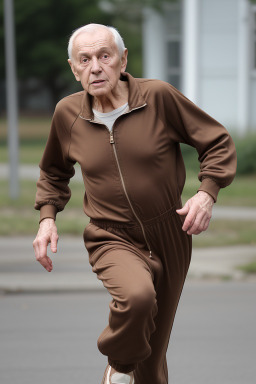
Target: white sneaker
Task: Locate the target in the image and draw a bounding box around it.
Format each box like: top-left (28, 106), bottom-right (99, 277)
top-left (103, 365), bottom-right (134, 384)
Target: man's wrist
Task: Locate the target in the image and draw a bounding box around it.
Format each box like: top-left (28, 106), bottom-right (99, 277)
top-left (39, 217), bottom-right (55, 225)
top-left (39, 204), bottom-right (58, 223)
top-left (198, 178), bottom-right (220, 202)
top-left (197, 190), bottom-right (214, 203)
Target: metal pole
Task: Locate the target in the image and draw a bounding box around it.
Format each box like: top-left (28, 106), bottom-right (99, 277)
top-left (237, 0), bottom-right (250, 136)
top-left (4, 0), bottom-right (19, 199)
top-left (182, 0), bottom-right (199, 104)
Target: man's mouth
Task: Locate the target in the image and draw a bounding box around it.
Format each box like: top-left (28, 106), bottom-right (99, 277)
top-left (92, 80), bottom-right (105, 84)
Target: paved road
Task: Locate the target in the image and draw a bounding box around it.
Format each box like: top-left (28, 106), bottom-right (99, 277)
top-left (0, 282), bottom-right (255, 384)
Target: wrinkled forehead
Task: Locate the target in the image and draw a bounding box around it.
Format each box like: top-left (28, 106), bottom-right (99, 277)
top-left (72, 28), bottom-right (117, 57)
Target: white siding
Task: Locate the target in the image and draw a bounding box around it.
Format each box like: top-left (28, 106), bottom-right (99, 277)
top-left (250, 76), bottom-right (256, 129)
top-left (250, 6), bottom-right (256, 130)
top-left (142, 7), bottom-right (167, 81)
top-left (198, 0), bottom-right (239, 131)
top-left (142, 0), bottom-right (255, 134)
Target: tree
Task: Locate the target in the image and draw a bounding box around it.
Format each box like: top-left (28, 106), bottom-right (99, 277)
top-left (0, 0), bottom-right (175, 110)
top-left (0, 0), bottom-right (113, 109)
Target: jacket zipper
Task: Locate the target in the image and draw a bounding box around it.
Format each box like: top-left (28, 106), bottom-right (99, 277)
top-left (109, 130), bottom-right (153, 259)
top-left (81, 103), bottom-right (152, 258)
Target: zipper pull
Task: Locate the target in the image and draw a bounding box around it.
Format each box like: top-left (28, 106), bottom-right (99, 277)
top-left (110, 131), bottom-right (114, 144)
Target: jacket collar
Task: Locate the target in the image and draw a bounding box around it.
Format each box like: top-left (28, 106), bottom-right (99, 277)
top-left (80, 72), bottom-right (147, 121)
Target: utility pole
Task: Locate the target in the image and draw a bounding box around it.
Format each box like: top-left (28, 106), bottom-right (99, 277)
top-left (4, 0), bottom-right (19, 199)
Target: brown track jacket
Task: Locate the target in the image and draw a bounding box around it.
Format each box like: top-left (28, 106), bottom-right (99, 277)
top-left (34, 72), bottom-right (237, 225)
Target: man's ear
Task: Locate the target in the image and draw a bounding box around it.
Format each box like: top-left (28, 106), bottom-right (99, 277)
top-left (68, 59), bottom-right (80, 81)
top-left (120, 48), bottom-right (128, 73)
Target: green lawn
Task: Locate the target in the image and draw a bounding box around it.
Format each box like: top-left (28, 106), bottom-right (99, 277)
top-left (237, 260), bottom-right (256, 274)
top-left (0, 177), bottom-right (255, 244)
top-left (1, 116), bottom-right (256, 241)
top-left (192, 220), bottom-right (256, 248)
top-left (0, 117), bottom-right (50, 164)
top-left (1, 173), bottom-right (256, 211)
top-left (182, 173), bottom-right (256, 207)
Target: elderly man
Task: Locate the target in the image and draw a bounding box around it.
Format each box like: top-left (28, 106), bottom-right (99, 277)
top-left (33, 24), bottom-right (236, 384)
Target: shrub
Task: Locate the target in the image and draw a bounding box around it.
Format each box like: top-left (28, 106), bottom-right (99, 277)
top-left (234, 135), bottom-right (256, 175)
top-left (180, 134), bottom-right (256, 176)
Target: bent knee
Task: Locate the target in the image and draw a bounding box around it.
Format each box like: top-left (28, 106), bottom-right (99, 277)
top-left (127, 284), bottom-right (156, 315)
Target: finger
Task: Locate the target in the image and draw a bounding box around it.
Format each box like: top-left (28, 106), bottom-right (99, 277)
top-left (39, 256), bottom-right (53, 272)
top-left (196, 215), bottom-right (209, 233)
top-left (192, 229), bottom-right (201, 235)
top-left (50, 233), bottom-right (59, 253)
top-left (182, 205), bottom-right (198, 232)
top-left (38, 239), bottom-right (48, 260)
top-left (187, 211), bottom-right (205, 235)
top-left (176, 202), bottom-right (189, 216)
top-left (202, 217), bottom-right (211, 232)
top-left (37, 240), bottom-right (52, 272)
top-left (33, 239), bottom-right (40, 260)
top-left (188, 214), bottom-right (211, 235)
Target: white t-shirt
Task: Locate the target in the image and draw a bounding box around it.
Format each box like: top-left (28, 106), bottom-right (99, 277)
top-left (93, 103), bottom-right (128, 132)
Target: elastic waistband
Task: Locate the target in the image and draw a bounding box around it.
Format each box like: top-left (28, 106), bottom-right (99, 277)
top-left (90, 218), bottom-right (139, 229)
top-left (89, 201), bottom-right (181, 230)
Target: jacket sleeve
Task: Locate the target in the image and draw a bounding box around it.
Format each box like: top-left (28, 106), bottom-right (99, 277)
top-left (34, 103), bottom-right (76, 222)
top-left (158, 82), bottom-right (237, 202)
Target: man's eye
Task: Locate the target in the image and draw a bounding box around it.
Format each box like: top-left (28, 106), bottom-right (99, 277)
top-left (101, 54), bottom-right (109, 60)
top-left (82, 58), bottom-right (88, 63)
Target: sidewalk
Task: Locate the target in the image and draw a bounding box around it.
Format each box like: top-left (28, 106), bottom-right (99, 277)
top-left (0, 163), bottom-right (83, 182)
top-left (0, 236), bottom-right (255, 293)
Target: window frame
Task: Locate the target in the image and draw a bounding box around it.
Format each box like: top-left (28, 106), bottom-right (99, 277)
top-left (163, 1), bottom-right (182, 89)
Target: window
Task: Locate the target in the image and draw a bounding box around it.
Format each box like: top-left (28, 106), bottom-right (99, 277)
top-left (163, 2), bottom-right (182, 90)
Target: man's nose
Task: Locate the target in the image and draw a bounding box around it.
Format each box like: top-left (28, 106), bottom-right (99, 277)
top-left (91, 57), bottom-right (102, 74)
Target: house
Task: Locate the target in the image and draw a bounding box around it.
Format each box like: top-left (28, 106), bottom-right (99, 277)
top-left (142, 0), bottom-right (256, 135)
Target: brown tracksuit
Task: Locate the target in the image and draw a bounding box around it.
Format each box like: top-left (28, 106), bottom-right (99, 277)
top-left (35, 72), bottom-right (237, 383)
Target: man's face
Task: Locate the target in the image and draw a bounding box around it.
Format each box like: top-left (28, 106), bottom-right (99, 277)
top-left (68, 28), bottom-right (127, 98)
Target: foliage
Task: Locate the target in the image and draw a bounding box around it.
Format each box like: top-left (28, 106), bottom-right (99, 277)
top-left (237, 260), bottom-right (256, 274)
top-left (181, 134), bottom-right (256, 176)
top-left (0, 0), bottom-right (148, 109)
top-left (0, 0), bottom-right (177, 109)
top-left (234, 134), bottom-right (256, 175)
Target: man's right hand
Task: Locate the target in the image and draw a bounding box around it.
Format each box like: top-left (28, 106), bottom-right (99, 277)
top-left (33, 218), bottom-right (59, 272)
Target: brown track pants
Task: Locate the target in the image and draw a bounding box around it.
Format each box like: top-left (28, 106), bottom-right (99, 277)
top-left (83, 206), bottom-right (192, 384)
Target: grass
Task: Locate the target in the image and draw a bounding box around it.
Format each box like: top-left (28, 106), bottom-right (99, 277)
top-left (237, 260), bottom-right (256, 274)
top-left (0, 141), bottom-right (48, 164)
top-left (0, 179), bottom-right (84, 209)
top-left (0, 116), bottom-right (51, 140)
top-left (0, 117), bottom-right (50, 164)
top-left (1, 177), bottom-right (256, 245)
top-left (2, 202), bottom-right (256, 247)
top-left (1, 173), bottom-right (255, 211)
top-left (192, 220), bottom-right (256, 248)
top-left (1, 116), bottom-right (256, 240)
top-left (182, 174), bottom-right (256, 207)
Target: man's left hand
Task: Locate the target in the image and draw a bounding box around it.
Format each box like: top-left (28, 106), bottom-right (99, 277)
top-left (176, 191), bottom-right (214, 235)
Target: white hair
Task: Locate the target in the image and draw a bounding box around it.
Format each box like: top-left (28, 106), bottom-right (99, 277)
top-left (68, 23), bottom-right (126, 61)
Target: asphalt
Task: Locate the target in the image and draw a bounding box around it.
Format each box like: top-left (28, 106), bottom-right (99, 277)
top-left (2, 283), bottom-right (256, 384)
top-left (0, 236), bottom-right (255, 293)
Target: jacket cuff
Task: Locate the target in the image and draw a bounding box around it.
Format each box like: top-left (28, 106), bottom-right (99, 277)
top-left (197, 178), bottom-right (221, 203)
top-left (39, 204), bottom-right (58, 223)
